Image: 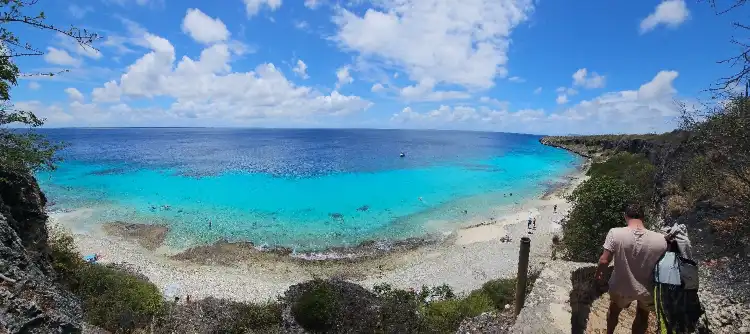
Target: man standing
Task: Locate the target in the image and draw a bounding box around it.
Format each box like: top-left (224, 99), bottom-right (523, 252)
top-left (595, 203), bottom-right (667, 334)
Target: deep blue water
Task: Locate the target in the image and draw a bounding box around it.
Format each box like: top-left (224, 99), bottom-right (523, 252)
top-left (36, 128), bottom-right (582, 252)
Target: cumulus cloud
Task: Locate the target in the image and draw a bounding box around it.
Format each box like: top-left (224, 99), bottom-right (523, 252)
top-left (304, 0), bottom-right (320, 9)
top-left (336, 66), bottom-right (353, 88)
top-left (44, 47), bottom-right (81, 66)
top-left (399, 79), bottom-right (471, 102)
top-left (555, 86), bottom-right (578, 105)
top-left (640, 0), bottom-right (690, 34)
top-left (572, 68), bottom-right (606, 89)
top-left (65, 88), bottom-right (85, 102)
top-left (371, 83), bottom-right (385, 92)
top-left (243, 0), bottom-right (282, 17)
top-left (28, 82), bottom-right (41, 90)
top-left (332, 0), bottom-right (534, 94)
top-left (533, 87), bottom-right (542, 94)
top-left (181, 8), bottom-right (230, 44)
top-left (68, 4), bottom-right (93, 19)
top-left (391, 70), bottom-right (683, 135)
top-left (293, 59), bottom-right (309, 79)
top-left (508, 76), bottom-right (525, 83)
top-left (87, 31), bottom-right (370, 123)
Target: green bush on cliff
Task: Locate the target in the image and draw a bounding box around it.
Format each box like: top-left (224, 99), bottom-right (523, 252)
top-left (561, 152), bottom-right (656, 262)
top-left (562, 175), bottom-right (640, 262)
top-left (420, 291), bottom-right (494, 332)
top-left (49, 231), bottom-right (164, 332)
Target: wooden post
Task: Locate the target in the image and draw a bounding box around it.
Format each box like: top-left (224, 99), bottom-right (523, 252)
top-left (514, 236), bottom-right (531, 317)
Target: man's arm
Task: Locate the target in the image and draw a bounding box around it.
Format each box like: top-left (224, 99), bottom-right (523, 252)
top-left (595, 249), bottom-right (613, 281)
top-left (595, 229), bottom-right (616, 281)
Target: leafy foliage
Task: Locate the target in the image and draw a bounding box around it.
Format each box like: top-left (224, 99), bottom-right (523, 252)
top-left (49, 230), bottom-right (164, 332)
top-left (0, 0), bottom-right (99, 173)
top-left (587, 152), bottom-right (657, 205)
top-left (290, 280), bottom-right (339, 333)
top-left (562, 176), bottom-right (640, 262)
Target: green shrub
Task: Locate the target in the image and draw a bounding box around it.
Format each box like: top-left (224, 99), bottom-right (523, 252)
top-left (587, 152), bottom-right (656, 204)
top-left (480, 278), bottom-right (515, 310)
top-left (76, 264), bottom-right (164, 331)
top-left (48, 231), bottom-right (85, 287)
top-left (420, 291), bottom-right (494, 333)
top-left (49, 231), bottom-right (165, 332)
top-left (290, 280), bottom-right (338, 333)
top-left (562, 175), bottom-right (639, 262)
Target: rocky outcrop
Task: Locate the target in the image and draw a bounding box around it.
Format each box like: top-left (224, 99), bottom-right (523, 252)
top-left (0, 169), bottom-right (83, 333)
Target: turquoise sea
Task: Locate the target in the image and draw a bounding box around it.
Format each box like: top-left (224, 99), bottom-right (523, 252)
top-left (36, 128), bottom-right (582, 253)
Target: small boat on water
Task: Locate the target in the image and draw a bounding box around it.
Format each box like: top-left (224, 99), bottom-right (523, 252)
top-left (400, 152), bottom-right (406, 158)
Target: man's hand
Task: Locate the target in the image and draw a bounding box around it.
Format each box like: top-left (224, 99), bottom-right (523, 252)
top-left (596, 249), bottom-right (613, 282)
top-left (595, 268), bottom-right (606, 281)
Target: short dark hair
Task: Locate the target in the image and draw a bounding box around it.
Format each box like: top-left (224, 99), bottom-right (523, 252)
top-left (623, 202), bottom-right (645, 220)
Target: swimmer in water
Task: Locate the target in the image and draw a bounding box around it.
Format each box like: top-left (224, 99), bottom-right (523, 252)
top-left (418, 197), bottom-right (423, 202)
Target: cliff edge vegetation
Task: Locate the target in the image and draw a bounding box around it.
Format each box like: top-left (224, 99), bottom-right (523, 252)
top-left (540, 96), bottom-right (750, 333)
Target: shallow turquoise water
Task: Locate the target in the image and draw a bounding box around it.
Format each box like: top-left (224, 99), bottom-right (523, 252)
top-left (36, 128), bottom-right (581, 252)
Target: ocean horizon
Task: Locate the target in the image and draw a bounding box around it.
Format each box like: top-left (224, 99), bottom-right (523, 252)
top-left (36, 128), bottom-right (582, 253)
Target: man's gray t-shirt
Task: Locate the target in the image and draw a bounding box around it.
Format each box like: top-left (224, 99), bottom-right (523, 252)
top-left (603, 227), bottom-right (667, 298)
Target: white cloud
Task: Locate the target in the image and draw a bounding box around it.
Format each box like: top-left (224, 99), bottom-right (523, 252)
top-left (293, 59), bottom-right (309, 79)
top-left (508, 76), bottom-right (525, 83)
top-left (371, 83), bottom-right (385, 92)
top-left (640, 0), bottom-right (690, 34)
top-left (105, 0), bottom-right (162, 7)
top-left (294, 20), bottom-right (310, 31)
top-left (391, 70), bottom-right (683, 135)
top-left (555, 86), bottom-right (577, 104)
top-left (68, 4), bottom-right (93, 19)
top-left (65, 88), bottom-right (85, 102)
top-left (572, 68), bottom-right (605, 89)
top-left (333, 0), bottom-right (534, 90)
top-left (28, 82), bottom-right (41, 90)
top-left (44, 47), bottom-right (81, 66)
top-left (637, 70), bottom-right (679, 100)
top-left (336, 66), bottom-right (353, 88)
top-left (54, 32), bottom-right (102, 60)
top-left (243, 0), bottom-right (282, 17)
top-left (90, 31), bottom-right (370, 122)
top-left (304, 0), bottom-right (321, 9)
top-left (181, 8), bottom-right (230, 44)
top-left (556, 87), bottom-right (578, 96)
top-left (533, 87), bottom-right (542, 94)
top-left (399, 79), bottom-right (471, 101)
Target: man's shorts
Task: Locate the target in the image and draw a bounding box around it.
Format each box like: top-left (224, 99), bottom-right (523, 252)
top-left (610, 292), bottom-right (655, 312)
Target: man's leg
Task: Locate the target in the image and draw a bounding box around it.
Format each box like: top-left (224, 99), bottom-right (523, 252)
top-left (632, 300), bottom-right (652, 334)
top-left (607, 300), bottom-right (624, 334)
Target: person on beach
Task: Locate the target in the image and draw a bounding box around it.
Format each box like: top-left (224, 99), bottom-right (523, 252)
top-left (554, 204), bottom-right (557, 213)
top-left (532, 217), bottom-right (537, 229)
top-left (595, 203), bottom-right (667, 334)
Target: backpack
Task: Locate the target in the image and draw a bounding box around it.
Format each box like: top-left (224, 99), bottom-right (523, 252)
top-left (653, 240), bottom-right (704, 333)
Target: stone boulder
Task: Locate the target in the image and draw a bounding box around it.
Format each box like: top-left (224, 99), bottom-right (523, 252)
top-left (0, 169), bottom-right (83, 333)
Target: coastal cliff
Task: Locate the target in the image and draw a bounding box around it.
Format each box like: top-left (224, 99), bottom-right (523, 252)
top-left (540, 133), bottom-right (750, 333)
top-left (0, 170), bottom-right (83, 333)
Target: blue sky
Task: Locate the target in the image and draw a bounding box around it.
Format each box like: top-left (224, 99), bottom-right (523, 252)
top-left (9, 0), bottom-right (748, 134)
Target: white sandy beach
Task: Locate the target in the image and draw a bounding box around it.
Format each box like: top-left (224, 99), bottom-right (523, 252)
top-left (48, 168), bottom-right (588, 304)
